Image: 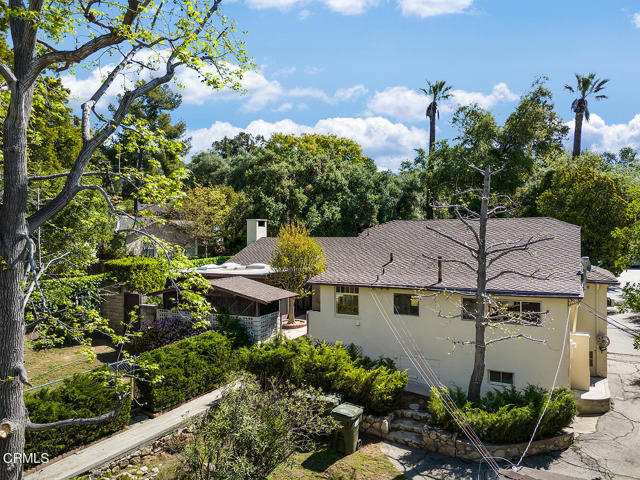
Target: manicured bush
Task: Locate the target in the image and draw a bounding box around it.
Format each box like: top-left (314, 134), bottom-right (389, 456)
top-left (24, 369), bottom-right (131, 467)
top-left (239, 336), bottom-right (408, 414)
top-left (190, 255), bottom-right (232, 267)
top-left (132, 316), bottom-right (208, 353)
top-left (427, 385), bottom-right (577, 444)
top-left (104, 256), bottom-right (169, 294)
top-left (27, 274), bottom-right (107, 349)
top-left (136, 331), bottom-right (236, 412)
top-left (213, 313), bottom-right (252, 348)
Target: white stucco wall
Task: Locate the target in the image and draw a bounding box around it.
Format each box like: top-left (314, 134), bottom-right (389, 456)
top-left (576, 282), bottom-right (608, 377)
top-left (308, 285), bottom-right (572, 396)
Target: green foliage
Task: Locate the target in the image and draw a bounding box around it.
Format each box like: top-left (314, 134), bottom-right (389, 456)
top-left (239, 336), bottom-right (408, 414)
top-left (24, 370), bottom-right (131, 467)
top-left (427, 385), bottom-right (576, 443)
top-left (190, 256), bottom-right (232, 267)
top-left (619, 283), bottom-right (640, 314)
top-left (270, 222), bottom-right (326, 296)
top-left (104, 257), bottom-right (170, 294)
top-left (214, 313), bottom-right (252, 349)
top-left (536, 166), bottom-right (631, 273)
top-left (177, 373), bottom-right (337, 480)
top-left (136, 331), bottom-right (236, 412)
top-left (26, 274), bottom-right (108, 349)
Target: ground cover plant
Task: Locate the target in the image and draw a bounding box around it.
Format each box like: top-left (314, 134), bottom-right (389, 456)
top-left (427, 385), bottom-right (577, 444)
top-left (240, 336), bottom-right (408, 414)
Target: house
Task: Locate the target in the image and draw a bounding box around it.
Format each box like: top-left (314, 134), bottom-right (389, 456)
top-left (230, 218), bottom-right (618, 407)
top-left (118, 215), bottom-right (201, 258)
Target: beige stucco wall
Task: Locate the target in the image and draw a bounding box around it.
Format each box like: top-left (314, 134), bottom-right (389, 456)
top-left (308, 285), bottom-right (572, 395)
top-left (575, 282), bottom-right (608, 377)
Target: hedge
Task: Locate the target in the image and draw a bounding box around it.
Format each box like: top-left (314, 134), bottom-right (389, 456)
top-left (104, 257), bottom-right (169, 294)
top-left (190, 255), bottom-right (232, 267)
top-left (427, 385), bottom-right (577, 444)
top-left (136, 331), bottom-right (236, 412)
top-left (27, 274), bottom-right (107, 349)
top-left (239, 336), bottom-right (408, 414)
top-left (24, 369), bottom-right (131, 468)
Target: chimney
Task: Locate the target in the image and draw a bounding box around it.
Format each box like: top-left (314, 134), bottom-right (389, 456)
top-left (438, 256), bottom-right (443, 283)
top-left (247, 219), bottom-right (268, 246)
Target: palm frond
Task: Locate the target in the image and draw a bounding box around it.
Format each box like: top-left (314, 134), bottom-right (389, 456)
top-left (584, 107), bottom-right (590, 122)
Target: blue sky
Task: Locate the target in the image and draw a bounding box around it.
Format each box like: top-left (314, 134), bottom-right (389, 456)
top-left (63, 0), bottom-right (640, 170)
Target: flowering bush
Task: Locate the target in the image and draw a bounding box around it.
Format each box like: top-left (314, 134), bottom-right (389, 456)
top-left (132, 316), bottom-right (207, 353)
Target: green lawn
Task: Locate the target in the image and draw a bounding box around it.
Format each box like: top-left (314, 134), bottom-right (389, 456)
top-left (269, 442), bottom-right (407, 480)
top-left (24, 334), bottom-right (118, 388)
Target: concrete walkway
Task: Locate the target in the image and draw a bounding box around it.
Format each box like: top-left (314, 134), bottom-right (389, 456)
top-left (25, 384), bottom-right (231, 480)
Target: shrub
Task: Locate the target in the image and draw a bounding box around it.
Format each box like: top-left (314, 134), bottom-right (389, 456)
top-left (26, 274), bottom-right (107, 349)
top-left (213, 313), bottom-right (252, 348)
top-left (136, 331), bottom-right (236, 412)
top-left (427, 385), bottom-right (577, 444)
top-left (132, 316), bottom-right (208, 353)
top-left (239, 336), bottom-right (408, 414)
top-left (620, 282), bottom-right (640, 314)
top-left (104, 257), bottom-right (169, 294)
top-left (24, 369), bottom-right (131, 467)
top-left (190, 256), bottom-right (232, 267)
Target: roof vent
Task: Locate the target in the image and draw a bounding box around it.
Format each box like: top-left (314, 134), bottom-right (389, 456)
top-left (438, 256), bottom-right (443, 283)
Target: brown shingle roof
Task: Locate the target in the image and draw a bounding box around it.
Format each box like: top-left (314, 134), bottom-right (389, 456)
top-left (231, 218), bottom-right (584, 298)
top-left (586, 266), bottom-right (619, 285)
top-left (209, 277), bottom-right (297, 304)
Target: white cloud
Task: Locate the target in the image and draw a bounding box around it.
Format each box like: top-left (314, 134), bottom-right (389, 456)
top-left (188, 116), bottom-right (426, 170)
top-left (633, 12), bottom-right (640, 28)
top-left (398, 0), bottom-right (473, 17)
top-left (276, 103), bottom-right (294, 112)
top-left (243, 0), bottom-right (473, 17)
top-left (366, 83), bottom-right (519, 123)
top-left (304, 66), bottom-right (323, 75)
top-left (334, 85), bottom-right (369, 101)
top-left (450, 82), bottom-right (519, 110)
top-left (567, 113), bottom-right (640, 153)
top-left (323, 0), bottom-right (379, 15)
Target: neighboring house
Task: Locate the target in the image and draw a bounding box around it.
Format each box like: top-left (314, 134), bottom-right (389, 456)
top-left (118, 215), bottom-right (200, 257)
top-left (230, 218), bottom-right (618, 405)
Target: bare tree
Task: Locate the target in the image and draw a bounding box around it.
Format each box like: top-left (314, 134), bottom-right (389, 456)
top-left (426, 165), bottom-right (553, 402)
top-left (0, 2), bottom-right (249, 477)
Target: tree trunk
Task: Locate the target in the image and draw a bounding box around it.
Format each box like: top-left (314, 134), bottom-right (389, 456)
top-left (428, 111), bottom-right (436, 155)
top-left (287, 297), bottom-right (295, 324)
top-left (467, 167), bottom-right (490, 402)
top-left (572, 112), bottom-right (583, 159)
top-left (0, 87), bottom-right (34, 479)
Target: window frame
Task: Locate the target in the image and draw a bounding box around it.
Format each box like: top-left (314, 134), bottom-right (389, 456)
top-left (393, 293), bottom-right (420, 317)
top-left (335, 285), bottom-right (360, 317)
top-left (461, 297), bottom-right (477, 321)
top-left (488, 369), bottom-right (514, 386)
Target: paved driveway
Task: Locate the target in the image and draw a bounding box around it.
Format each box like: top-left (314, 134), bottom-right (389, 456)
top-left (383, 271), bottom-right (640, 480)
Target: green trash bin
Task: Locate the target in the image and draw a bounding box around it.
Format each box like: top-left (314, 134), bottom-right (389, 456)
top-left (331, 402), bottom-right (363, 454)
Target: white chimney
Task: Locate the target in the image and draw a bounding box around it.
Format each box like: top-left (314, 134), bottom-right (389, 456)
top-left (247, 219), bottom-right (268, 245)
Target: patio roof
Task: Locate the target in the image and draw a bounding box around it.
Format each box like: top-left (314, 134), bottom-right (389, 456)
top-left (207, 276), bottom-right (297, 305)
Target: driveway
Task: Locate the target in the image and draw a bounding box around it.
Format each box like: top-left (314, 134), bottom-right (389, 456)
top-left (383, 270), bottom-right (640, 480)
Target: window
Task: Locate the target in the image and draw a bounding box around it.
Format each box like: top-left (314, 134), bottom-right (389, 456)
top-left (258, 220), bottom-right (266, 227)
top-left (141, 240), bottom-right (157, 258)
top-left (488, 370), bottom-right (514, 386)
top-left (336, 286), bottom-right (359, 316)
top-left (461, 297), bottom-right (477, 320)
top-left (504, 301), bottom-right (542, 324)
top-left (394, 294), bottom-right (419, 316)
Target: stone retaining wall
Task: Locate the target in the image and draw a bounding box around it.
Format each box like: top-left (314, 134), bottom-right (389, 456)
top-left (361, 412), bottom-right (574, 461)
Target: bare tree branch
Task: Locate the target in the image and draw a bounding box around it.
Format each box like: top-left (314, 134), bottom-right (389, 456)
top-left (425, 225), bottom-right (477, 254)
top-left (487, 268), bottom-right (552, 283)
top-left (28, 171), bottom-right (104, 182)
top-left (0, 61), bottom-right (16, 90)
top-left (485, 334), bottom-right (547, 346)
top-left (26, 395), bottom-right (125, 431)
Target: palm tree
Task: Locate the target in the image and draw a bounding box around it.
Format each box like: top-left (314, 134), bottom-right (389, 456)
top-left (420, 80), bottom-right (453, 154)
top-left (565, 73), bottom-right (609, 158)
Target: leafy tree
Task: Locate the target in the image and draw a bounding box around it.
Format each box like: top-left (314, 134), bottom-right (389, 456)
top-left (564, 73), bottom-right (609, 158)
top-left (0, 1), bottom-right (251, 476)
top-left (270, 222), bottom-right (325, 324)
top-left (173, 184), bottom-right (238, 256)
top-left (178, 373), bottom-right (337, 480)
top-left (211, 132), bottom-right (265, 158)
top-left (618, 284), bottom-right (640, 350)
top-left (406, 78), bottom-right (568, 214)
top-left (420, 80), bottom-right (453, 154)
top-left (536, 166), bottom-right (631, 273)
